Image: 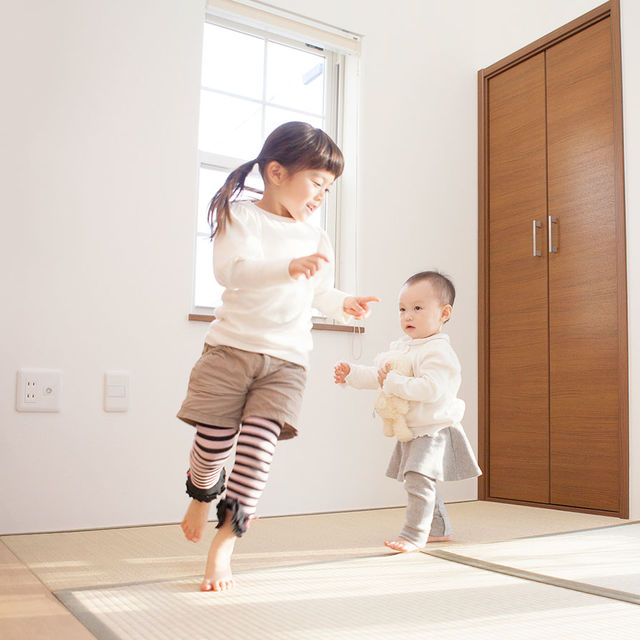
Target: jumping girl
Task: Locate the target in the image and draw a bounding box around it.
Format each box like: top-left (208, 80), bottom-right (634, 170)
top-left (177, 121), bottom-right (379, 592)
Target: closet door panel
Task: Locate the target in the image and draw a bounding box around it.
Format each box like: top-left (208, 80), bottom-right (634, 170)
top-left (546, 18), bottom-right (619, 511)
top-left (488, 54), bottom-right (549, 503)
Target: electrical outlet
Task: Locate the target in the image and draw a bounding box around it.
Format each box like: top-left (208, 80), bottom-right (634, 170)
top-left (16, 368), bottom-right (63, 412)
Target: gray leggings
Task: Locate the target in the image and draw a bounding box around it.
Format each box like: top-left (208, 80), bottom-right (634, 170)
top-left (400, 472), bottom-right (452, 547)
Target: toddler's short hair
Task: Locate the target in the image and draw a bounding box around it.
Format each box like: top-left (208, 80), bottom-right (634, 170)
top-left (404, 271), bottom-right (456, 307)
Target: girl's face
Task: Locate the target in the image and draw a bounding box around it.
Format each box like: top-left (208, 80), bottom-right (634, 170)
top-left (398, 280), bottom-right (452, 339)
top-left (270, 166), bottom-right (336, 222)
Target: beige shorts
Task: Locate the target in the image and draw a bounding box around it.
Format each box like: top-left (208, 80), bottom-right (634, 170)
top-left (177, 343), bottom-right (307, 440)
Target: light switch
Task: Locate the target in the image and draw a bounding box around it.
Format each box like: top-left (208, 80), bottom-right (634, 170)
top-left (104, 371), bottom-right (130, 412)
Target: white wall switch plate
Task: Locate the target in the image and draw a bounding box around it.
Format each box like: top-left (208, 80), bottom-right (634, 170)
top-left (104, 371), bottom-right (130, 412)
top-left (16, 368), bottom-right (63, 412)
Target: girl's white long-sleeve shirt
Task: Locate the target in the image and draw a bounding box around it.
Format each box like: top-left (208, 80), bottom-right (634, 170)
top-left (345, 333), bottom-right (466, 438)
top-left (205, 200), bottom-right (349, 369)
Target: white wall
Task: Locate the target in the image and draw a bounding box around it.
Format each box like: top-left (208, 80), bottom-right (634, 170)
top-left (1, 0), bottom-right (637, 534)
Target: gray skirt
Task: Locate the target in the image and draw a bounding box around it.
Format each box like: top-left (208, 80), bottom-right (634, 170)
top-left (386, 425), bottom-right (482, 482)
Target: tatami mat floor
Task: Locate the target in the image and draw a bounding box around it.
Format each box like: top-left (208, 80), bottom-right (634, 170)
top-left (0, 501), bottom-right (632, 640)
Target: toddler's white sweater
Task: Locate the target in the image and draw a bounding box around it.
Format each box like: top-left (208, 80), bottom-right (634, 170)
top-left (345, 333), bottom-right (466, 437)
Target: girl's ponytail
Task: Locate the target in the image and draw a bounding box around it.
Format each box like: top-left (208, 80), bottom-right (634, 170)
top-left (207, 159), bottom-right (257, 238)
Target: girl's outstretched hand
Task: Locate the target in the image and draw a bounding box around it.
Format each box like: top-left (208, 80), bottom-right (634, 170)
top-left (334, 362), bottom-right (351, 384)
top-left (289, 253), bottom-right (329, 279)
top-left (343, 296), bottom-right (380, 319)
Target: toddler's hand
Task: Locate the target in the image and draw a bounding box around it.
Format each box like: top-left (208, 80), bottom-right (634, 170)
top-left (334, 362), bottom-right (351, 384)
top-left (377, 363), bottom-right (391, 388)
top-left (289, 253), bottom-right (329, 279)
top-left (343, 296), bottom-right (380, 319)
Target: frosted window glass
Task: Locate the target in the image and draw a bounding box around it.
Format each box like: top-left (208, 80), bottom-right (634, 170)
top-left (201, 24), bottom-right (264, 100)
top-left (266, 42), bottom-right (325, 115)
top-left (264, 107), bottom-right (322, 140)
top-left (199, 91), bottom-right (262, 159)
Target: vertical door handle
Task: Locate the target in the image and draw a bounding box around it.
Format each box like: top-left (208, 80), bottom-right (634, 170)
top-left (532, 220), bottom-right (542, 257)
top-left (548, 216), bottom-right (558, 253)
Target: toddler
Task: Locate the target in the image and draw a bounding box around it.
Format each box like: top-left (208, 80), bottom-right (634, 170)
top-left (334, 271), bottom-right (481, 551)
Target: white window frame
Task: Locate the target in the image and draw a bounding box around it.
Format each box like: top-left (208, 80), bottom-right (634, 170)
top-left (192, 3), bottom-right (361, 319)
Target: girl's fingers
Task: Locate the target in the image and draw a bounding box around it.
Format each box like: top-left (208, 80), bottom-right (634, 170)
top-left (291, 254), bottom-right (328, 279)
top-left (305, 257), bottom-right (326, 276)
top-left (343, 296), bottom-right (379, 317)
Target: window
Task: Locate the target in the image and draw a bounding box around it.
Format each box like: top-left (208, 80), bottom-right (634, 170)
top-left (192, 9), bottom-right (357, 315)
top-left (194, 19), bottom-right (335, 310)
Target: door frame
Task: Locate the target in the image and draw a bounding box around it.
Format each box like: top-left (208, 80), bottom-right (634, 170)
top-left (477, 0), bottom-right (629, 518)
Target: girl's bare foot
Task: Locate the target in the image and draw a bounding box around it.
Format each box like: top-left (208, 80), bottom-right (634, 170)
top-left (201, 516), bottom-right (237, 592)
top-left (427, 535), bottom-right (452, 543)
top-left (181, 499), bottom-right (211, 543)
top-left (384, 537), bottom-right (421, 553)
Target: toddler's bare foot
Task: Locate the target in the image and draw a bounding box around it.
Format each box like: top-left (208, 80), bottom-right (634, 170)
top-left (201, 516), bottom-right (237, 592)
top-left (384, 537), bottom-right (421, 553)
top-left (427, 535), bottom-right (452, 543)
top-left (181, 499), bottom-right (211, 543)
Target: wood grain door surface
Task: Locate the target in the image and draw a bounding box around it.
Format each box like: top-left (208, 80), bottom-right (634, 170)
top-left (487, 53), bottom-right (550, 504)
top-left (546, 17), bottom-right (620, 511)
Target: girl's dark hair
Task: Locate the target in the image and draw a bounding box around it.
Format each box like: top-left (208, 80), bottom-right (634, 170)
top-left (207, 121), bottom-right (344, 237)
top-left (404, 271), bottom-right (456, 307)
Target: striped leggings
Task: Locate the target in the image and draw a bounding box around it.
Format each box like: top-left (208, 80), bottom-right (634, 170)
top-left (186, 417), bottom-right (280, 537)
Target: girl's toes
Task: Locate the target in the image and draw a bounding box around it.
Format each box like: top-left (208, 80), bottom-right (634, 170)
top-left (181, 523), bottom-right (196, 541)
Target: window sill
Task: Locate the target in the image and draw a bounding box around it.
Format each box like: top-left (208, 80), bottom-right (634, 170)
top-left (188, 314), bottom-right (364, 334)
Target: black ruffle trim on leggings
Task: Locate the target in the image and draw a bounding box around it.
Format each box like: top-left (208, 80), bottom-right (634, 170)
top-left (185, 468), bottom-right (226, 503)
top-left (216, 497), bottom-right (250, 537)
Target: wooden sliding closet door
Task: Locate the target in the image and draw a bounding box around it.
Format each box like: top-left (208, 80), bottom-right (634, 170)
top-left (487, 54), bottom-right (550, 503)
top-left (480, 2), bottom-right (628, 517)
top-left (546, 18), bottom-right (620, 511)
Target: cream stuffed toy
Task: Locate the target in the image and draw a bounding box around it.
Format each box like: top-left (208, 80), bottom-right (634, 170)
top-left (374, 351), bottom-right (414, 442)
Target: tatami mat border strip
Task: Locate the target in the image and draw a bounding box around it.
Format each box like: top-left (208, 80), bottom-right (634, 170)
top-left (425, 549), bottom-right (640, 606)
top-left (55, 590), bottom-right (123, 640)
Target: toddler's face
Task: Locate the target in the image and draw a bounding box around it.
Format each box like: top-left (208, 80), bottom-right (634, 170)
top-left (398, 280), bottom-right (451, 339)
